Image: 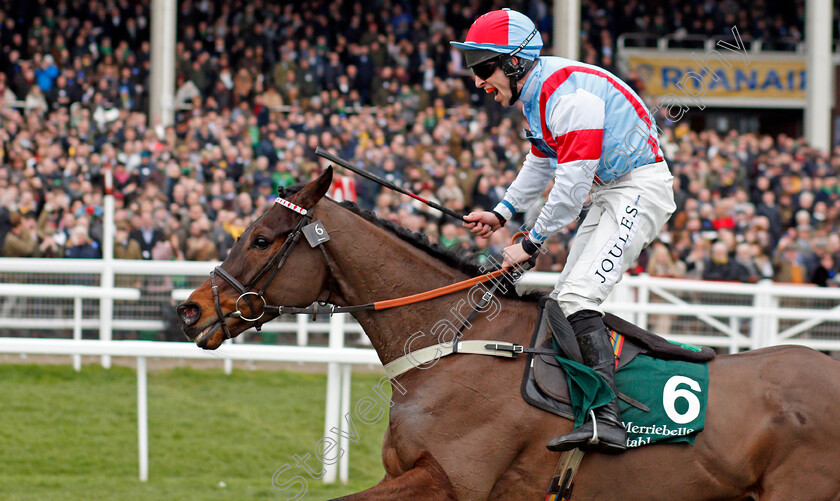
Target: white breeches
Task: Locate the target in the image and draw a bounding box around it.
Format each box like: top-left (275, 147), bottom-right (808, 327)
top-left (550, 160), bottom-right (676, 317)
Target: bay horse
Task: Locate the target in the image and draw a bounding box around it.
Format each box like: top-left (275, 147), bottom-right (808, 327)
top-left (178, 167), bottom-right (840, 500)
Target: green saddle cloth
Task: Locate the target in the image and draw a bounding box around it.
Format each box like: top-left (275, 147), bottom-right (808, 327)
top-left (556, 349), bottom-right (709, 448)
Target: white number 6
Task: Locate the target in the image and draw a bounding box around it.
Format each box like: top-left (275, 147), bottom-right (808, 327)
top-left (662, 376), bottom-right (701, 424)
top-left (315, 224), bottom-right (325, 236)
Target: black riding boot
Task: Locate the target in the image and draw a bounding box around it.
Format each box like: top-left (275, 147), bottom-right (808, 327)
top-left (546, 312), bottom-right (627, 454)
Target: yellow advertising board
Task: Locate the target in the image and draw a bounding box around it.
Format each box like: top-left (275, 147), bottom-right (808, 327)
top-left (626, 52), bottom-right (806, 102)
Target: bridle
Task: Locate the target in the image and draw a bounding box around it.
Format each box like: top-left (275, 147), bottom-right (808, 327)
top-left (208, 196), bottom-right (522, 340)
top-left (210, 196), bottom-right (315, 339)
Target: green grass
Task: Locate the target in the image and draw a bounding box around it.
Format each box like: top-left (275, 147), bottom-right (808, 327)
top-left (0, 364), bottom-right (388, 500)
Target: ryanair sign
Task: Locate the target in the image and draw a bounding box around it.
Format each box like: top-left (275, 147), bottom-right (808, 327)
top-left (624, 51), bottom-right (806, 107)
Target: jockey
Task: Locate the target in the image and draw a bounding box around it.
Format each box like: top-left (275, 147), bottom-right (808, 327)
top-left (452, 9), bottom-right (675, 454)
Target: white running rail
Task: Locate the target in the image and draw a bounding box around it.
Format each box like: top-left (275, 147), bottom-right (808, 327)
top-left (3, 259), bottom-right (840, 486)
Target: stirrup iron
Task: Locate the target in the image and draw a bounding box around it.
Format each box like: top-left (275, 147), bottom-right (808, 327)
top-left (588, 409), bottom-right (598, 445)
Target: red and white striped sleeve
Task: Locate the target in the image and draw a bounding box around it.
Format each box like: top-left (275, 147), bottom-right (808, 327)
top-left (529, 88), bottom-right (605, 243)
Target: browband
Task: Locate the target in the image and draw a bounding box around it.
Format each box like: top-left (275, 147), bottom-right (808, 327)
top-left (275, 196), bottom-right (308, 215)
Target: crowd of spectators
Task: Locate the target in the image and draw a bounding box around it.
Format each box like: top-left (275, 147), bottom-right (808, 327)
top-left (0, 0), bottom-right (839, 288)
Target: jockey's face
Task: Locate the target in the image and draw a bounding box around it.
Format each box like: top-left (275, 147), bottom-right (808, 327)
top-left (472, 58), bottom-right (517, 107)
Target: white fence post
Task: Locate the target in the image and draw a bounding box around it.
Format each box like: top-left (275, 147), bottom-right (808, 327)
top-left (767, 292), bottom-right (780, 348)
top-left (608, 280), bottom-right (633, 322)
top-left (100, 193), bottom-right (115, 369)
top-left (296, 314), bottom-right (308, 346)
top-left (137, 356), bottom-right (149, 482)
top-left (73, 297), bottom-right (82, 371)
top-left (322, 313), bottom-right (346, 484)
top-left (730, 317), bottom-right (741, 353)
top-left (223, 338), bottom-right (233, 374)
top-left (750, 281), bottom-right (764, 352)
top-left (339, 363), bottom-right (351, 484)
top-left (751, 279), bottom-right (779, 351)
top-left (751, 283), bottom-right (765, 351)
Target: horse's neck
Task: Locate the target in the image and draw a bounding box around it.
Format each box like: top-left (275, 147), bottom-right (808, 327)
top-left (320, 203), bottom-right (476, 364)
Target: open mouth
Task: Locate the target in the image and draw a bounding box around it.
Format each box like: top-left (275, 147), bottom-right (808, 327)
top-left (195, 321), bottom-right (223, 349)
top-left (485, 86), bottom-right (496, 94)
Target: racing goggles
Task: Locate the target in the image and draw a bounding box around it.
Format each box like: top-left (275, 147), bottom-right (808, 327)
top-left (472, 56), bottom-right (502, 80)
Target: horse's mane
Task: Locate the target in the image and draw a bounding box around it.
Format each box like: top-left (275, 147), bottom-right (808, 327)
top-left (278, 185), bottom-right (543, 302)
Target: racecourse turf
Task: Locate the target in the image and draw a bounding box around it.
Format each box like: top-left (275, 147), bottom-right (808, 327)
top-left (0, 363), bottom-right (389, 500)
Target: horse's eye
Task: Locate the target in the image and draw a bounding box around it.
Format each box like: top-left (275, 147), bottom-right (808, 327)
top-left (252, 236), bottom-right (271, 250)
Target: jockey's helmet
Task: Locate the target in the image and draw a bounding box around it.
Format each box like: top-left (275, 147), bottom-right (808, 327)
top-left (450, 8), bottom-right (543, 82)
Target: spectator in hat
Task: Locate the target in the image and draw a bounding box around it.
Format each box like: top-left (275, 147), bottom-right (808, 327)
top-left (773, 237), bottom-right (809, 284)
top-left (254, 177), bottom-right (276, 203)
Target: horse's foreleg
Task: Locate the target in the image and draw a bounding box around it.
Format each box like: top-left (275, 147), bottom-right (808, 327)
top-left (330, 452), bottom-right (457, 501)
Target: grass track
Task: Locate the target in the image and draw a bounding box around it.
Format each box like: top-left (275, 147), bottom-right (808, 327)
top-left (0, 364), bottom-right (388, 500)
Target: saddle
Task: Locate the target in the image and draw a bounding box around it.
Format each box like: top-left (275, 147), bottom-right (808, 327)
top-left (521, 297), bottom-right (716, 419)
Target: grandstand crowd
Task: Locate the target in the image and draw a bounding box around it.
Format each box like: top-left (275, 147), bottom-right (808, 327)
top-left (0, 0), bottom-right (837, 287)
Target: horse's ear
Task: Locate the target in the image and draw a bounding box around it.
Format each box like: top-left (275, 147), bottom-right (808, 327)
top-left (294, 166), bottom-right (333, 208)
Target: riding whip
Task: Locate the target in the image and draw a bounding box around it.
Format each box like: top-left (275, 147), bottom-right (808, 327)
top-left (314, 147), bottom-right (466, 222)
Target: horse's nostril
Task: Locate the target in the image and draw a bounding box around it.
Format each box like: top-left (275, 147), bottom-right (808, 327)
top-left (177, 302), bottom-right (202, 326)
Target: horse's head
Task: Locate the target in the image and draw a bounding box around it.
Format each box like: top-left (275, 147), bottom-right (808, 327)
top-left (177, 167), bottom-right (334, 349)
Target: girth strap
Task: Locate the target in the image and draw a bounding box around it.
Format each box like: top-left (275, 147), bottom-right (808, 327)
top-left (385, 340), bottom-right (521, 379)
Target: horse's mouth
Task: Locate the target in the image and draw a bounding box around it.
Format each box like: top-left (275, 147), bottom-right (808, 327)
top-left (194, 322), bottom-right (225, 350)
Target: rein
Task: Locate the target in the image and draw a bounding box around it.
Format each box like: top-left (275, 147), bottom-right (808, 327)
top-left (209, 197), bottom-right (516, 338)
